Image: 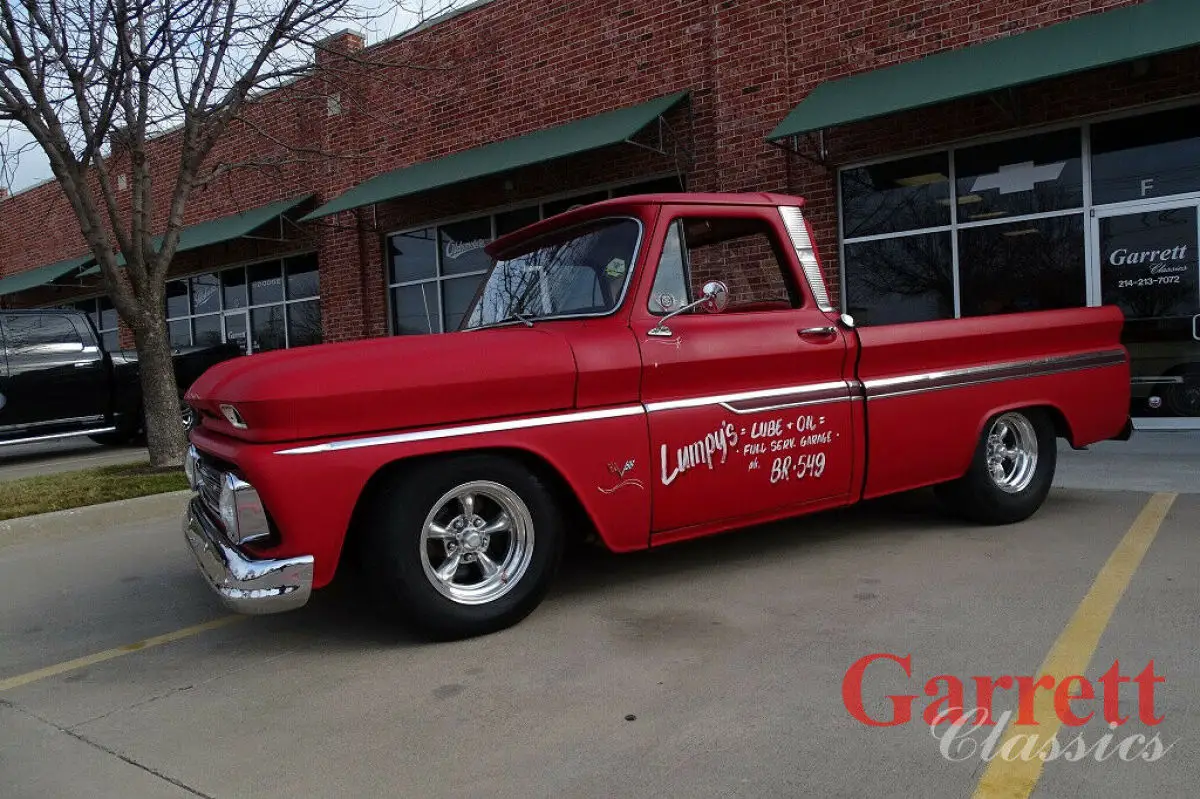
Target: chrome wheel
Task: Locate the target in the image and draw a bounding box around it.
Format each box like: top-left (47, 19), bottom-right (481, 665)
top-left (985, 412), bottom-right (1038, 493)
top-left (419, 480), bottom-right (535, 605)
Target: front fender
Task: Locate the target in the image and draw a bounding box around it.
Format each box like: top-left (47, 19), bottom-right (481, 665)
top-left (190, 408), bottom-right (653, 589)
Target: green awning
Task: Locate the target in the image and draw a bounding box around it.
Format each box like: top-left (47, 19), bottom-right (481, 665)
top-left (80, 193), bottom-right (314, 274)
top-left (0, 254), bottom-right (94, 297)
top-left (768, 0), bottom-right (1200, 140)
top-left (301, 90), bottom-right (690, 221)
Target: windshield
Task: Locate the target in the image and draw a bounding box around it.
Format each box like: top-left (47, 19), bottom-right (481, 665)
top-left (461, 217), bottom-right (641, 329)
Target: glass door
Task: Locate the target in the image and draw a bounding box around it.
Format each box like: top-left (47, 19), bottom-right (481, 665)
top-left (1092, 200), bottom-right (1200, 425)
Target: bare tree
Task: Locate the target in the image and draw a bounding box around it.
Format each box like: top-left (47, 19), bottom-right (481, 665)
top-left (0, 0), bottom-right (403, 468)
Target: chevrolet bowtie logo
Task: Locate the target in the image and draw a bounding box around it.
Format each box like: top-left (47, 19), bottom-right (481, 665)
top-left (971, 161), bottom-right (1067, 195)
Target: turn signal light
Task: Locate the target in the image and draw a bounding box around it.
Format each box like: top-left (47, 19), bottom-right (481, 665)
top-left (220, 404), bottom-right (248, 429)
top-left (218, 474), bottom-right (270, 546)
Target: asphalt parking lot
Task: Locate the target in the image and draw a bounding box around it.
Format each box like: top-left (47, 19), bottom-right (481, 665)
top-left (1, 436), bottom-right (1197, 798)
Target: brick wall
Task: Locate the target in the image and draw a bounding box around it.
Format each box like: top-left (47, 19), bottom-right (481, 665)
top-left (1, 0), bottom-right (1195, 334)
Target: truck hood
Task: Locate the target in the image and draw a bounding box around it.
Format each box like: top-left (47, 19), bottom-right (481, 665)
top-left (185, 327), bottom-right (578, 444)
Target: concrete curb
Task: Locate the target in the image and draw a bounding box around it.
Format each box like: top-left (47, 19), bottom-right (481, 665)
top-left (0, 489), bottom-right (193, 537)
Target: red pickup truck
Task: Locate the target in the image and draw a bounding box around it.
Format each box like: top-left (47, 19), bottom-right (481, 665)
top-left (182, 192), bottom-right (1132, 639)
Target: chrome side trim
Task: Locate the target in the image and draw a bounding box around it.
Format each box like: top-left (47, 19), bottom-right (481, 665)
top-left (271, 351), bottom-right (1123, 456)
top-left (0, 415), bottom-right (106, 434)
top-left (716, 383), bottom-right (852, 414)
top-left (0, 426), bottom-right (117, 447)
top-left (779, 206), bottom-right (834, 313)
top-left (865, 349), bottom-right (1127, 400)
top-left (646, 381), bottom-right (848, 413)
top-left (274, 405), bottom-right (646, 455)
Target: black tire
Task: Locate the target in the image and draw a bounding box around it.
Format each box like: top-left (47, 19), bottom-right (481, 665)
top-left (358, 453), bottom-right (565, 641)
top-left (88, 413), bottom-right (142, 446)
top-left (934, 407), bottom-right (1057, 525)
top-left (1163, 374), bottom-right (1200, 417)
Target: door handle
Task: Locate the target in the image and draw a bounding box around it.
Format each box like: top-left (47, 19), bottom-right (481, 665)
top-left (799, 326), bottom-right (836, 338)
top-left (74, 361), bottom-right (95, 368)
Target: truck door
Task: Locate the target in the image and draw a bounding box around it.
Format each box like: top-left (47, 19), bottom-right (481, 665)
top-left (0, 312), bottom-right (108, 431)
top-left (633, 205), bottom-right (857, 534)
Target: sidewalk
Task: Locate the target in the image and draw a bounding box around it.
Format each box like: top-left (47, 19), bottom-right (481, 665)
top-left (1055, 430), bottom-right (1200, 494)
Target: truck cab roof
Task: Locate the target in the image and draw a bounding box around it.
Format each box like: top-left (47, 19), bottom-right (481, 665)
top-left (485, 191), bottom-right (808, 258)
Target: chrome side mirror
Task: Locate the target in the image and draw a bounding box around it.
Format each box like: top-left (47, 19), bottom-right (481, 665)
top-left (649, 280), bottom-right (730, 337)
top-left (700, 280), bottom-right (730, 314)
top-left (840, 313), bottom-right (855, 329)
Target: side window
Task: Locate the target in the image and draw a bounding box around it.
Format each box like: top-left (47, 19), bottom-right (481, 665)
top-left (647, 219), bottom-right (692, 314)
top-left (2, 314), bottom-right (82, 358)
top-left (648, 215), bottom-right (802, 315)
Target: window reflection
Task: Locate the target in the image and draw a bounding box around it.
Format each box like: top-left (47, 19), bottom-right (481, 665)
top-left (958, 216), bottom-right (1086, 317)
top-left (954, 129), bottom-right (1082, 221)
top-left (463, 218), bottom-right (639, 328)
top-left (166, 280), bottom-right (190, 318)
top-left (158, 254), bottom-right (321, 352)
top-left (1098, 206), bottom-right (1198, 320)
top-left (389, 228), bottom-right (437, 285)
top-left (251, 306), bottom-right (286, 352)
top-left (193, 314), bottom-right (222, 346)
top-left (285, 254), bottom-right (319, 299)
top-left (391, 284), bottom-right (439, 335)
top-left (839, 152), bottom-right (951, 238)
top-left (386, 178), bottom-right (687, 335)
top-left (1092, 106), bottom-right (1200, 205)
top-left (843, 233), bottom-right (954, 325)
top-left (248, 262), bottom-right (284, 305)
top-left (439, 218), bottom-right (493, 277)
top-left (287, 300), bottom-right (323, 347)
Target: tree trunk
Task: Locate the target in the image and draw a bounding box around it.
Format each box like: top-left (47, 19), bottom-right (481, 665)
top-left (132, 311), bottom-right (186, 469)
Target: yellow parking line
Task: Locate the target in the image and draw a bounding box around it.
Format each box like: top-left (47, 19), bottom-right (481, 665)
top-left (971, 491), bottom-right (1177, 799)
top-left (0, 616), bottom-right (245, 693)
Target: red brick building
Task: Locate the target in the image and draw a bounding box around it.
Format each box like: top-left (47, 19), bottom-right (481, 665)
top-left (1, 0), bottom-right (1198, 426)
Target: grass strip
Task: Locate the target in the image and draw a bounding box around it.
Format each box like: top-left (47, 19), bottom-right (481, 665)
top-left (0, 462), bottom-right (187, 521)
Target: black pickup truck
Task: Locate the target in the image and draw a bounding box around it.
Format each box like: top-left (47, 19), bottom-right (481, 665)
top-left (0, 308), bottom-right (241, 447)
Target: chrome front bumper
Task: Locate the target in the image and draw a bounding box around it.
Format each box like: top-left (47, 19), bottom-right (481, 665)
top-left (183, 497), bottom-right (315, 614)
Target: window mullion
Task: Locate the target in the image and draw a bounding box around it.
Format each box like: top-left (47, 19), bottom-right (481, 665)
top-left (949, 146), bottom-right (961, 319)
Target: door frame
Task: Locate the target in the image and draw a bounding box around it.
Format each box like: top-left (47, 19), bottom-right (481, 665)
top-left (1089, 197), bottom-right (1200, 429)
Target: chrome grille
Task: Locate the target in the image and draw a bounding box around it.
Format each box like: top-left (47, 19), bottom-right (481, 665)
top-left (195, 457), bottom-right (225, 520)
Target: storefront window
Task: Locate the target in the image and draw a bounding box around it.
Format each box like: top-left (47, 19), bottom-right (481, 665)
top-left (953, 128), bottom-right (1083, 221)
top-left (1098, 205), bottom-right (1198, 320)
top-left (958, 215), bottom-right (1086, 317)
top-left (386, 176), bottom-right (685, 335)
top-left (440, 218), bottom-right (493, 276)
top-left (841, 129), bottom-right (1087, 325)
top-left (164, 252), bottom-right (321, 353)
top-left (1091, 106), bottom-right (1200, 205)
top-left (68, 296), bottom-right (120, 351)
top-left (842, 233), bottom-right (954, 325)
top-left (388, 228), bottom-right (438, 285)
top-left (839, 152), bottom-right (951, 238)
